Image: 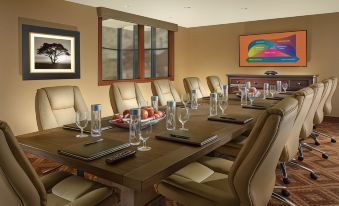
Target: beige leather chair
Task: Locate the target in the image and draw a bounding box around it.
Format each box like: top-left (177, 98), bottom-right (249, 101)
top-left (36, 86), bottom-right (88, 131)
top-left (299, 82), bottom-right (329, 159)
top-left (152, 79), bottom-right (181, 106)
top-left (324, 77), bottom-right (338, 115)
top-left (183, 77), bottom-right (210, 98)
top-left (109, 82), bottom-right (145, 114)
top-left (313, 78), bottom-right (337, 143)
top-left (206, 76), bottom-right (223, 93)
top-left (155, 97), bottom-right (298, 206)
top-left (0, 121), bottom-right (119, 206)
top-left (136, 82), bottom-right (154, 106)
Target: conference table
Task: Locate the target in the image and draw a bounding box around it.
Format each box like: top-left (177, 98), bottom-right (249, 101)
top-left (17, 101), bottom-right (267, 206)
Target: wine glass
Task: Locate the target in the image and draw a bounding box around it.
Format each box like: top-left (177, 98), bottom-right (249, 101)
top-left (248, 92), bottom-right (256, 105)
top-left (138, 120), bottom-right (152, 151)
top-left (181, 93), bottom-right (190, 108)
top-left (282, 82), bottom-right (288, 93)
top-left (218, 99), bottom-right (228, 115)
top-left (269, 85), bottom-right (277, 97)
top-left (178, 108), bottom-right (189, 130)
top-left (75, 111), bottom-right (88, 138)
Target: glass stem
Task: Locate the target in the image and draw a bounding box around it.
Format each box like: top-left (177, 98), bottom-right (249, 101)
top-left (80, 128), bottom-right (83, 136)
top-left (182, 123), bottom-right (185, 129)
top-left (143, 139), bottom-right (146, 147)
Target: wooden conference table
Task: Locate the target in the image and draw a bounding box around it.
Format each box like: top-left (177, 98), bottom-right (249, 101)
top-left (17, 101), bottom-right (265, 206)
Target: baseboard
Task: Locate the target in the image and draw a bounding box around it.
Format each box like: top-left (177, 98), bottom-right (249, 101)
top-left (324, 116), bottom-right (339, 123)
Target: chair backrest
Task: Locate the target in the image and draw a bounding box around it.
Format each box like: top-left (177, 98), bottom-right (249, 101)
top-left (0, 121), bottom-right (46, 206)
top-left (206, 76), bottom-right (222, 93)
top-left (136, 82), bottom-right (153, 106)
top-left (229, 97), bottom-right (298, 206)
top-left (183, 77), bottom-right (210, 98)
top-left (300, 82), bottom-right (324, 139)
top-left (152, 80), bottom-right (181, 106)
top-left (280, 87), bottom-right (314, 162)
top-left (109, 82), bottom-right (145, 114)
top-left (324, 77), bottom-right (338, 115)
top-left (314, 78), bottom-right (333, 125)
top-left (35, 86), bottom-right (88, 131)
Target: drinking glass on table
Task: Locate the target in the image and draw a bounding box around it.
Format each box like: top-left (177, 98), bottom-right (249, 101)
top-left (282, 82), bottom-right (289, 93)
top-left (181, 93), bottom-right (190, 108)
top-left (263, 83), bottom-right (269, 99)
top-left (269, 85), bottom-right (277, 97)
top-left (178, 107), bottom-right (190, 131)
top-left (218, 98), bottom-right (228, 115)
top-left (75, 111), bottom-right (88, 138)
top-left (138, 120), bottom-right (152, 151)
top-left (248, 92), bottom-right (256, 105)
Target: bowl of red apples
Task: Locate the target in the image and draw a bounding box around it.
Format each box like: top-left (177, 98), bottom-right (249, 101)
top-left (109, 106), bottom-right (165, 129)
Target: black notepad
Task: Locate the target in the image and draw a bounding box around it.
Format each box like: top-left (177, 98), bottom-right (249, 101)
top-left (63, 121), bottom-right (113, 133)
top-left (155, 130), bottom-right (218, 146)
top-left (58, 138), bottom-right (130, 161)
top-left (208, 114), bottom-right (254, 124)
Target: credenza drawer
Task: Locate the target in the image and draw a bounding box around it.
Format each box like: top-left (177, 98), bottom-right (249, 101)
top-left (289, 80), bottom-right (309, 89)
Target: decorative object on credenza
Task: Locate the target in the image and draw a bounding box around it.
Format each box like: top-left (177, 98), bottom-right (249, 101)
top-left (22, 24), bottom-right (80, 80)
top-left (264, 70), bottom-right (278, 75)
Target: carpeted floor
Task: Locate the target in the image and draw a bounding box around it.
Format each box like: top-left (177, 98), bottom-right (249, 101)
top-left (27, 121), bottom-right (339, 206)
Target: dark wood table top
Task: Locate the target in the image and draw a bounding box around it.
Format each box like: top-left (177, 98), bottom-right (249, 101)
top-left (17, 102), bottom-right (264, 192)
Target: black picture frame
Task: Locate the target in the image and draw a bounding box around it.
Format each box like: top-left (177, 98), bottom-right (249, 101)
top-left (22, 24), bottom-right (80, 80)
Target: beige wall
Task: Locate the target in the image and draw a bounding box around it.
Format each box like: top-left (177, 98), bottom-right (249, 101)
top-left (0, 0), bottom-right (338, 136)
top-left (173, 13), bottom-right (339, 117)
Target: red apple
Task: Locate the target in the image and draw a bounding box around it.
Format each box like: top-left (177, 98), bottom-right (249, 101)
top-left (248, 87), bottom-right (257, 93)
top-left (123, 110), bottom-right (130, 117)
top-left (154, 114), bottom-right (160, 119)
top-left (146, 107), bottom-right (154, 117)
top-left (112, 114), bottom-right (123, 120)
top-left (154, 111), bottom-right (163, 117)
top-left (141, 109), bottom-right (149, 119)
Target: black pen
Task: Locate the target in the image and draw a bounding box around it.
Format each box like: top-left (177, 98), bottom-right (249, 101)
top-left (84, 138), bottom-right (103, 146)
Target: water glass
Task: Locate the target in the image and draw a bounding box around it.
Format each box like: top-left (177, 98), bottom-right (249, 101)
top-left (248, 92), bottom-right (256, 105)
top-left (91, 104), bottom-right (102, 137)
top-left (178, 108), bottom-right (189, 131)
top-left (218, 99), bottom-right (228, 115)
top-left (263, 83), bottom-right (269, 99)
top-left (270, 85), bottom-right (277, 97)
top-left (166, 101), bottom-right (176, 130)
top-left (221, 84), bottom-right (228, 100)
top-left (209, 93), bottom-right (218, 117)
top-left (191, 89), bottom-right (198, 110)
top-left (181, 93), bottom-right (190, 108)
top-left (75, 111), bottom-right (88, 138)
top-left (137, 119), bottom-right (152, 151)
top-left (282, 82), bottom-right (288, 93)
top-left (151, 96), bottom-right (159, 111)
top-left (239, 85), bottom-right (248, 106)
top-left (245, 81), bottom-right (251, 90)
top-left (277, 81), bottom-right (282, 93)
top-left (129, 108), bottom-right (141, 145)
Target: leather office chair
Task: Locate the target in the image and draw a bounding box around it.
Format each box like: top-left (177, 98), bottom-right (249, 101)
top-left (136, 82), bottom-right (154, 105)
top-left (155, 97), bottom-right (298, 206)
top-left (183, 77), bottom-right (210, 98)
top-left (152, 79), bottom-right (181, 106)
top-left (312, 78), bottom-right (337, 143)
top-left (109, 82), bottom-right (146, 114)
top-left (206, 76), bottom-right (223, 93)
top-left (0, 121), bottom-right (119, 206)
top-left (36, 86), bottom-right (88, 131)
top-left (299, 82), bottom-right (329, 160)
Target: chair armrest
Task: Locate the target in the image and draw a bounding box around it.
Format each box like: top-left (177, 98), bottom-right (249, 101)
top-left (40, 171), bottom-right (72, 191)
top-left (65, 188), bottom-right (117, 206)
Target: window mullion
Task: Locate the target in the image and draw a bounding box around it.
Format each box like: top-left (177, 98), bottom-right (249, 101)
top-left (117, 28), bottom-right (122, 80)
top-left (151, 28), bottom-right (156, 78)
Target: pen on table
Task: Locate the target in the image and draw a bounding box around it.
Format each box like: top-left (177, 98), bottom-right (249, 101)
top-left (84, 138), bottom-right (104, 146)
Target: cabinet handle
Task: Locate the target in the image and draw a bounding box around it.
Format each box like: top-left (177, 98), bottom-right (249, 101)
top-left (297, 82), bottom-right (301, 85)
top-left (254, 82), bottom-right (258, 85)
top-left (236, 81), bottom-right (240, 84)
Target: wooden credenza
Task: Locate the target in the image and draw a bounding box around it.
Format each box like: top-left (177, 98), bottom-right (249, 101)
top-left (227, 74), bottom-right (317, 92)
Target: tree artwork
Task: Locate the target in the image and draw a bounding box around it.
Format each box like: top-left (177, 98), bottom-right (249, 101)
top-left (37, 43), bottom-right (70, 64)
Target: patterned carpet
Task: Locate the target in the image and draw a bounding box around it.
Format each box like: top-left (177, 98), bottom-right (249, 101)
top-left (27, 120), bottom-right (339, 206)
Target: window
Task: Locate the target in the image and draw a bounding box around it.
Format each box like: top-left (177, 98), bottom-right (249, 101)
top-left (98, 18), bottom-right (174, 86)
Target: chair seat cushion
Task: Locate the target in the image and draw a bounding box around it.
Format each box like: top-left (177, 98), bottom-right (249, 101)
top-left (52, 175), bottom-right (95, 201)
top-left (157, 157), bottom-right (237, 206)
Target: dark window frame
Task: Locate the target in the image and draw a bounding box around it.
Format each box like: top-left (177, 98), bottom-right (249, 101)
top-left (98, 17), bottom-right (174, 86)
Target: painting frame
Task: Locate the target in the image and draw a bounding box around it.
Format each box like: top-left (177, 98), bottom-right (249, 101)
top-left (22, 24), bottom-right (80, 80)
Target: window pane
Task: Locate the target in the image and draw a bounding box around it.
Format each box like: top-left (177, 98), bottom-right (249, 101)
top-left (102, 49), bottom-right (117, 80)
top-left (155, 50), bottom-right (168, 77)
top-left (156, 28), bottom-right (168, 49)
top-left (122, 25), bottom-right (138, 50)
top-left (102, 27), bottom-right (118, 49)
top-left (121, 50), bottom-right (136, 79)
top-left (144, 50), bottom-right (152, 78)
top-left (144, 26), bottom-right (152, 49)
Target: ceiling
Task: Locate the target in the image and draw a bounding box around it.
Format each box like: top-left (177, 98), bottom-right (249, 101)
top-left (67, 0), bottom-right (339, 28)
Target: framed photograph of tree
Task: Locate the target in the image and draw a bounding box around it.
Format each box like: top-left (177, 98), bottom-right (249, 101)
top-left (22, 24), bottom-right (80, 80)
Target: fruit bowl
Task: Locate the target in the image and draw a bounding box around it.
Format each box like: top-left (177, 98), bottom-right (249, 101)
top-left (109, 114), bottom-right (166, 129)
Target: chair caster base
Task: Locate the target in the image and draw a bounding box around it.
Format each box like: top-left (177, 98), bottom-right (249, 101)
top-left (322, 153), bottom-right (329, 159)
top-left (314, 140), bottom-right (320, 146)
top-left (297, 156), bottom-right (304, 161)
top-left (331, 138), bottom-right (336, 143)
top-left (281, 189), bottom-right (290, 197)
top-left (310, 172), bottom-right (318, 180)
top-left (283, 177), bottom-right (290, 184)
